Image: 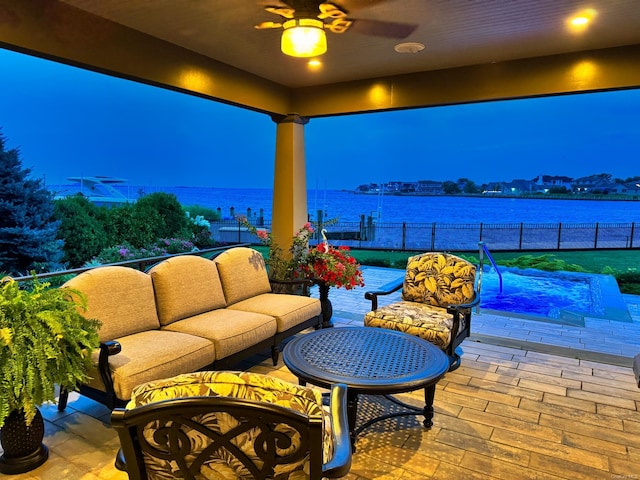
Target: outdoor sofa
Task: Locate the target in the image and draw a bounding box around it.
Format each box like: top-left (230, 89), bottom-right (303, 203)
top-left (59, 247), bottom-right (322, 410)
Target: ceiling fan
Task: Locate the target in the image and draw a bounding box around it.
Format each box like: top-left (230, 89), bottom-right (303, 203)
top-left (255, 0), bottom-right (418, 57)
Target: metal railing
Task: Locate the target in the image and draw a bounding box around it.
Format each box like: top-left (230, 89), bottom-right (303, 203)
top-left (478, 241), bottom-right (502, 294)
top-left (9, 244), bottom-right (249, 284)
top-left (211, 219), bottom-right (639, 252)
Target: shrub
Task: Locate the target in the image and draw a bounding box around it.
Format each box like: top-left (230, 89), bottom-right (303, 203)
top-left (54, 195), bottom-right (109, 268)
top-left (501, 254), bottom-right (586, 272)
top-left (135, 192), bottom-right (188, 239)
top-left (105, 203), bottom-right (159, 248)
top-left (185, 211), bottom-right (215, 248)
top-left (184, 205), bottom-right (220, 221)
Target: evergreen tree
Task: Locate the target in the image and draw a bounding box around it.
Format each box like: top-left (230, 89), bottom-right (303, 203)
top-left (0, 131), bottom-right (63, 275)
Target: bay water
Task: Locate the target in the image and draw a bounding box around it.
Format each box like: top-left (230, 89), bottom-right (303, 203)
top-left (53, 183), bottom-right (640, 224)
top-left (134, 186), bottom-right (640, 225)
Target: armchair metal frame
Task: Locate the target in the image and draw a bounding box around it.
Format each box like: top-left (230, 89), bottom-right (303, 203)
top-left (111, 383), bottom-right (352, 480)
top-left (365, 276), bottom-right (480, 371)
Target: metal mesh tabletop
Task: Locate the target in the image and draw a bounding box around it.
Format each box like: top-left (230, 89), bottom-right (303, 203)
top-left (283, 327), bottom-right (449, 393)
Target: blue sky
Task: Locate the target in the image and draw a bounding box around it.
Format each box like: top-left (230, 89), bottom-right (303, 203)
top-left (1, 47), bottom-right (638, 190)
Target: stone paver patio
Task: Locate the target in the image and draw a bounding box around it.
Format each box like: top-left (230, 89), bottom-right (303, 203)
top-left (3, 266), bottom-right (639, 479)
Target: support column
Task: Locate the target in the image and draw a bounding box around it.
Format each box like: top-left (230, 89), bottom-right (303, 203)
top-left (271, 114), bottom-right (309, 252)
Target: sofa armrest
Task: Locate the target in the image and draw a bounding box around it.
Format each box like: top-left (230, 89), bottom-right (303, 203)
top-left (97, 340), bottom-right (122, 403)
top-left (364, 277), bottom-right (404, 310)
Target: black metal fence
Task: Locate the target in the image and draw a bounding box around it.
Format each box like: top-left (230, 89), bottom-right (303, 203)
top-left (211, 220), bottom-right (639, 252)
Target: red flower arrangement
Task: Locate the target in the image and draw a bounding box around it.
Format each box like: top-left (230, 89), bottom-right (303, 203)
top-left (302, 242), bottom-right (365, 290)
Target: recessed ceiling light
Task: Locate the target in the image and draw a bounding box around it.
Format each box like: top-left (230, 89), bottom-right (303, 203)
top-left (394, 42), bottom-right (425, 54)
top-left (567, 9), bottom-right (597, 33)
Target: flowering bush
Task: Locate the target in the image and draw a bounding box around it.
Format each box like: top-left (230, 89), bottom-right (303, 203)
top-left (240, 217), bottom-right (364, 290)
top-left (89, 237), bottom-right (195, 265)
top-left (239, 217), bottom-right (313, 281)
top-left (186, 211), bottom-right (214, 247)
top-left (302, 242), bottom-right (364, 290)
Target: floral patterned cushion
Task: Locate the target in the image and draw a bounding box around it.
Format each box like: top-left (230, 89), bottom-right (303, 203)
top-left (364, 302), bottom-right (461, 349)
top-left (401, 252), bottom-right (476, 307)
top-left (126, 371), bottom-right (332, 479)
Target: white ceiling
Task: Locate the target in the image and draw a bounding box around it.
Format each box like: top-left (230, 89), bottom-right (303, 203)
top-left (59, 0), bottom-right (640, 88)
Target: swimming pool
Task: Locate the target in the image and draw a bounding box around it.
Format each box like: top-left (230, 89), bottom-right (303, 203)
top-left (479, 267), bottom-right (631, 325)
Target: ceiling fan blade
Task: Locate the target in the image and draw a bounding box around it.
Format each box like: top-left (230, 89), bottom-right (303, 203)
top-left (265, 6), bottom-right (296, 19)
top-left (350, 18), bottom-right (417, 38)
top-left (341, 0), bottom-right (394, 11)
top-left (255, 21), bottom-right (284, 29)
top-left (319, 2), bottom-right (348, 19)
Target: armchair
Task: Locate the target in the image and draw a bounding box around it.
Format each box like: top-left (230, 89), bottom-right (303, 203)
top-left (111, 371), bottom-right (352, 480)
top-left (364, 252), bottom-right (480, 371)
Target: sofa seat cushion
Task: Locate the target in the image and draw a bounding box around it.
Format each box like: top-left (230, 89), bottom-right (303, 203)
top-left (214, 247), bottom-right (272, 305)
top-left (364, 301), bottom-right (454, 349)
top-left (162, 310), bottom-right (277, 360)
top-left (126, 371), bottom-right (332, 479)
top-left (63, 266), bottom-right (160, 341)
top-left (86, 330), bottom-right (215, 401)
top-left (227, 293), bottom-right (321, 333)
top-left (149, 255), bottom-right (227, 327)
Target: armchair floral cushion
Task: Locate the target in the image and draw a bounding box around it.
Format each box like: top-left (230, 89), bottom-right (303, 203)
top-left (364, 252), bottom-right (479, 370)
top-left (116, 371), bottom-right (334, 479)
top-left (401, 252), bottom-right (476, 306)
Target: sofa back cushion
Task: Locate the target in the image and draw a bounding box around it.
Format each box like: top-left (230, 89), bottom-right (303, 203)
top-left (214, 247), bottom-right (271, 305)
top-left (148, 255), bottom-right (227, 326)
top-left (63, 266), bottom-right (160, 341)
top-left (402, 252), bottom-right (476, 307)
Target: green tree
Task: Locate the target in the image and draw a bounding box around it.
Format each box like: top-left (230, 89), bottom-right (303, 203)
top-left (0, 131), bottom-right (63, 275)
top-left (54, 195), bottom-right (109, 267)
top-left (463, 180), bottom-right (479, 194)
top-left (135, 192), bottom-right (188, 239)
top-left (105, 203), bottom-right (159, 248)
top-left (442, 181), bottom-right (461, 194)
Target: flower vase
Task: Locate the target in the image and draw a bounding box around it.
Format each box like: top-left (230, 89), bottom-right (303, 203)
top-left (317, 281), bottom-right (334, 328)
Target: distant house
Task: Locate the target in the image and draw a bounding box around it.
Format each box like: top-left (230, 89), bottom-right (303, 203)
top-left (503, 179), bottom-right (537, 194)
top-left (613, 182), bottom-right (640, 195)
top-left (416, 180), bottom-right (444, 194)
top-left (572, 173), bottom-right (614, 193)
top-left (534, 175), bottom-right (573, 191)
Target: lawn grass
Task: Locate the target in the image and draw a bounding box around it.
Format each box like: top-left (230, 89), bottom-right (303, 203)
top-left (253, 245), bottom-right (640, 294)
top-left (350, 249), bottom-right (640, 274)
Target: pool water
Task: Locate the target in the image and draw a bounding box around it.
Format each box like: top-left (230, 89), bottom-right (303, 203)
top-left (479, 267), bottom-right (612, 325)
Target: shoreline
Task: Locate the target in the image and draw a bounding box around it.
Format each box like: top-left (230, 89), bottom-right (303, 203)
top-left (348, 191), bottom-right (640, 202)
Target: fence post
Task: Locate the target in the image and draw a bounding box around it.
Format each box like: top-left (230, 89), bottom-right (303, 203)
top-left (631, 222), bottom-right (635, 249)
top-left (594, 222), bottom-right (599, 249)
top-left (519, 223), bottom-right (523, 250)
top-left (431, 222), bottom-right (436, 251)
top-left (557, 223), bottom-right (562, 250)
top-left (402, 222), bottom-right (407, 250)
top-left (479, 222), bottom-right (483, 241)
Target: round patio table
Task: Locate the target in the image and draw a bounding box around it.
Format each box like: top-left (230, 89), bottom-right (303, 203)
top-left (283, 326), bottom-right (449, 448)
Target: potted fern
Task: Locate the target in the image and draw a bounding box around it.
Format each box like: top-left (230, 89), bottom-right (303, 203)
top-left (0, 276), bottom-right (100, 474)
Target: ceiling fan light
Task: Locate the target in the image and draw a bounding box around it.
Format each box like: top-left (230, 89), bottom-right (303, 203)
top-left (281, 18), bottom-right (327, 57)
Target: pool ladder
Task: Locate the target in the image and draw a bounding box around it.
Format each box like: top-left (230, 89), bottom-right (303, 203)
top-left (477, 242), bottom-right (503, 313)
